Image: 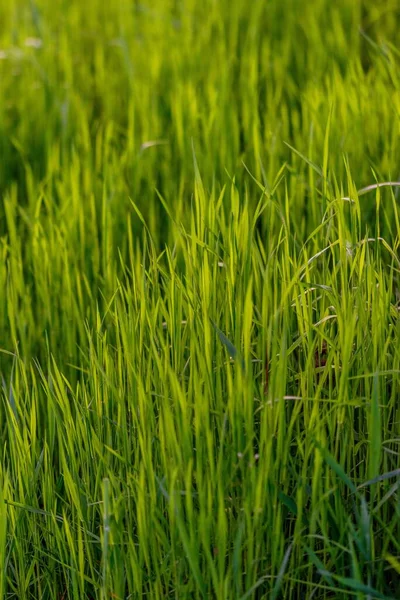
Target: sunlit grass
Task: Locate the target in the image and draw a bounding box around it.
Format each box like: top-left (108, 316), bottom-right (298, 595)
top-left (0, 1), bottom-right (399, 598)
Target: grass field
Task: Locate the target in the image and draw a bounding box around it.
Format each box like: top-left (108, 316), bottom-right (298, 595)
top-left (0, 1), bottom-right (400, 598)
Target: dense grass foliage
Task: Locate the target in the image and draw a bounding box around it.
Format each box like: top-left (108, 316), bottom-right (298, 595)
top-left (0, 1), bottom-right (400, 598)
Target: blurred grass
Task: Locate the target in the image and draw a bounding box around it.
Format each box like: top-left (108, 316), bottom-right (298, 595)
top-left (0, 0), bottom-right (400, 598)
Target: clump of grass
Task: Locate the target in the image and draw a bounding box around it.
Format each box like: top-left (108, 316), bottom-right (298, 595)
top-left (0, 1), bottom-right (400, 598)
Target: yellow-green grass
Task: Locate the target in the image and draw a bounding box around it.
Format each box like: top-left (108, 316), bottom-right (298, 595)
top-left (0, 1), bottom-right (399, 598)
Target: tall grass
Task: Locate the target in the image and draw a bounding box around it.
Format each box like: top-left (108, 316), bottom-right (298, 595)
top-left (0, 0), bottom-right (399, 598)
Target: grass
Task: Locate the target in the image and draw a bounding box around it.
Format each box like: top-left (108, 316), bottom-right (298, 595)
top-left (0, 0), bottom-right (400, 598)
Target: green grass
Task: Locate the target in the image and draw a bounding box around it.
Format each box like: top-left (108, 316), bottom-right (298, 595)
top-left (0, 0), bottom-right (400, 598)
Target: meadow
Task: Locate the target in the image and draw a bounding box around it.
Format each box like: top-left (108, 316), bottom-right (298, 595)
top-left (0, 0), bottom-right (400, 598)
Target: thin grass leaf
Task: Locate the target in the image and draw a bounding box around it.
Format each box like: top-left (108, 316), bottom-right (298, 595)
top-left (284, 142), bottom-right (323, 177)
top-left (320, 572), bottom-right (396, 600)
top-left (358, 469), bottom-right (400, 489)
top-left (313, 439), bottom-right (358, 494)
top-left (271, 543), bottom-right (293, 600)
top-left (210, 319), bottom-right (245, 370)
top-left (368, 372), bottom-right (381, 482)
